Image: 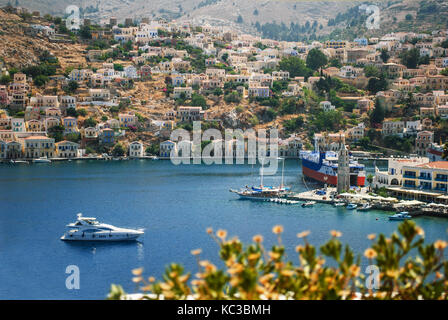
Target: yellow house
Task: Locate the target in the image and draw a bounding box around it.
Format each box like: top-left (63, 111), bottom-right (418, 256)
top-left (24, 135), bottom-right (55, 159)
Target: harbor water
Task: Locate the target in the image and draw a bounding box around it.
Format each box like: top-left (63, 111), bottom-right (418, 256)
top-left (0, 159), bottom-right (447, 299)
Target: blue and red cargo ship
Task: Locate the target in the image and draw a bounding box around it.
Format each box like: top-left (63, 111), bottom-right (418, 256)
top-left (300, 150), bottom-right (366, 187)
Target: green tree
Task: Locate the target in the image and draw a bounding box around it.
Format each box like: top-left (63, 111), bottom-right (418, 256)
top-left (400, 48), bottom-right (420, 69)
top-left (146, 144), bottom-right (160, 156)
top-left (79, 25), bottom-right (92, 39)
top-left (64, 80), bottom-right (78, 94)
top-left (0, 74), bottom-right (11, 85)
top-left (278, 56), bottom-right (312, 78)
top-left (112, 143), bottom-right (125, 157)
top-left (306, 48), bottom-right (328, 71)
top-left (380, 49), bottom-right (390, 63)
top-left (370, 100), bottom-right (385, 125)
top-left (367, 76), bottom-right (388, 94)
top-left (84, 117), bottom-right (97, 128)
top-left (33, 75), bottom-right (49, 87)
top-left (224, 92), bottom-right (242, 103)
top-left (367, 174), bottom-right (374, 191)
top-left (364, 65), bottom-right (380, 78)
top-left (328, 58), bottom-right (342, 68)
top-left (78, 108), bottom-right (87, 117)
top-left (190, 93), bottom-right (207, 107)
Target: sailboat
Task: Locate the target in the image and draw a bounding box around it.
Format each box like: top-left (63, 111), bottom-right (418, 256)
top-left (230, 158), bottom-right (291, 200)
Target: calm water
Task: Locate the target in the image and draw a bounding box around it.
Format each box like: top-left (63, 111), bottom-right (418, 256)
top-left (0, 159), bottom-right (447, 299)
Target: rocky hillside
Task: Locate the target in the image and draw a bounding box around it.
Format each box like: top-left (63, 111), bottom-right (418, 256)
top-left (3, 0), bottom-right (447, 41)
top-left (0, 8), bottom-right (87, 69)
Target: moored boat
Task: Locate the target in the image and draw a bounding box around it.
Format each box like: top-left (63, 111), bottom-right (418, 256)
top-left (302, 201), bottom-right (316, 207)
top-left (358, 203), bottom-right (372, 211)
top-left (389, 212), bottom-right (412, 221)
top-left (300, 139), bottom-right (366, 187)
top-left (61, 213), bottom-right (144, 241)
top-left (33, 157), bottom-right (51, 163)
top-left (346, 203), bottom-right (358, 210)
top-left (334, 202), bottom-right (345, 207)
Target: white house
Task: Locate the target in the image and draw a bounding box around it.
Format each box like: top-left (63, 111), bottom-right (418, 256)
top-left (11, 118), bottom-right (25, 132)
top-left (124, 65), bottom-right (138, 79)
top-left (129, 141), bottom-right (144, 158)
top-left (320, 101), bottom-right (336, 111)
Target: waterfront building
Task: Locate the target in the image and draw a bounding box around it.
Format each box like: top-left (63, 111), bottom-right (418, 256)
top-left (160, 140), bottom-right (176, 157)
top-left (0, 140), bottom-right (6, 159)
top-left (387, 161), bottom-right (448, 203)
top-left (129, 141), bottom-right (144, 158)
top-left (6, 141), bottom-right (23, 159)
top-left (373, 157), bottom-right (430, 188)
top-left (56, 140), bottom-right (79, 158)
top-left (24, 136), bottom-right (55, 159)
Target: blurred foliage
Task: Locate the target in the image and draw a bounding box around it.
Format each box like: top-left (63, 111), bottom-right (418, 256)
top-left (109, 221), bottom-right (448, 300)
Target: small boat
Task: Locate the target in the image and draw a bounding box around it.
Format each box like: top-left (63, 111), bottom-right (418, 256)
top-left (302, 201), bottom-right (316, 207)
top-left (152, 156), bottom-right (159, 160)
top-left (33, 157), bottom-right (51, 163)
top-left (61, 213), bottom-right (144, 241)
top-left (333, 202), bottom-right (345, 207)
top-left (358, 203), bottom-right (372, 211)
top-left (10, 160), bottom-right (29, 164)
top-left (346, 203), bottom-right (358, 210)
top-left (389, 212), bottom-right (412, 221)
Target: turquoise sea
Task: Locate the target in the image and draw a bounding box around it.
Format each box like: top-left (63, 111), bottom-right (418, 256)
top-left (0, 159), bottom-right (447, 299)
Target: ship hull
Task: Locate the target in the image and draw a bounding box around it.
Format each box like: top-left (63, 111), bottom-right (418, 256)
top-left (302, 164), bottom-right (365, 187)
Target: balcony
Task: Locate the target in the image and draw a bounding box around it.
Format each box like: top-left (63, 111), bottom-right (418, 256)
top-left (419, 175), bottom-right (432, 180)
top-left (404, 183), bottom-right (416, 188)
top-left (403, 174), bottom-right (417, 179)
top-left (435, 176), bottom-right (448, 182)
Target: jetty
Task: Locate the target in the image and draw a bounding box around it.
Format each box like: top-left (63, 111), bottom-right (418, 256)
top-left (287, 186), bottom-right (448, 218)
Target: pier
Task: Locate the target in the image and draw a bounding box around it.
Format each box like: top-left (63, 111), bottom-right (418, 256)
top-left (287, 186), bottom-right (448, 219)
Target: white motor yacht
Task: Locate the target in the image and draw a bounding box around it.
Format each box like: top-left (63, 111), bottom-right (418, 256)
top-left (61, 213), bottom-right (144, 241)
top-left (33, 157), bottom-right (51, 163)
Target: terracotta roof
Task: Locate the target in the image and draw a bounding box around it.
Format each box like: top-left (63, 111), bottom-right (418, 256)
top-left (25, 135), bottom-right (52, 140)
top-left (417, 161), bottom-right (448, 169)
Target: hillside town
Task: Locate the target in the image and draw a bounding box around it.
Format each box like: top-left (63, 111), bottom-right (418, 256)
top-left (2, 5), bottom-right (448, 201)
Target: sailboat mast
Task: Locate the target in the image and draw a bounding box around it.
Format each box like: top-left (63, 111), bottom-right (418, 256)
top-left (281, 158), bottom-right (284, 188)
top-left (260, 159), bottom-right (264, 188)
